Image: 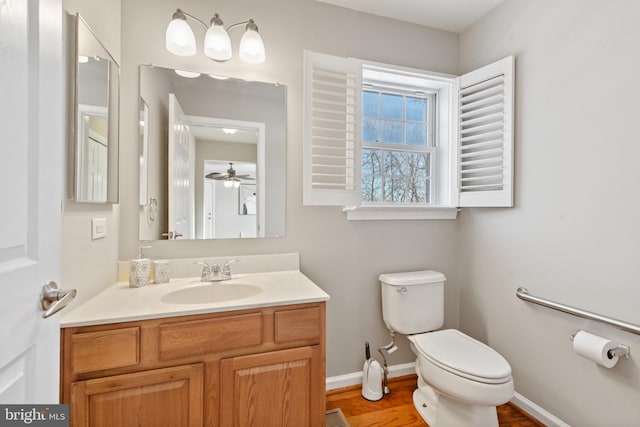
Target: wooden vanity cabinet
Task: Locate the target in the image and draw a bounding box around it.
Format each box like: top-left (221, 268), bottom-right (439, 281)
top-left (60, 303), bottom-right (326, 427)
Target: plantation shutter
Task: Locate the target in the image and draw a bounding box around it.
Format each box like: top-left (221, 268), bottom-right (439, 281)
top-left (303, 51), bottom-right (361, 206)
top-left (455, 56), bottom-right (514, 207)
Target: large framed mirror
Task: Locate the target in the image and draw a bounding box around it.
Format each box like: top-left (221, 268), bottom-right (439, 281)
top-left (72, 14), bottom-right (119, 203)
top-left (138, 65), bottom-right (286, 240)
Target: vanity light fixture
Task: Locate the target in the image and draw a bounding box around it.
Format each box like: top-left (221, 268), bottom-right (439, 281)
top-left (166, 8), bottom-right (265, 64)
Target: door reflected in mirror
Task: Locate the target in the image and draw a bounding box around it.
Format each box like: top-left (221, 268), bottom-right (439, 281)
top-left (138, 65), bottom-right (286, 240)
top-left (204, 162), bottom-right (258, 239)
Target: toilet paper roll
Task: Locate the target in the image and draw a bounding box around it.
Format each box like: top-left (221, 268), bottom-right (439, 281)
top-left (572, 330), bottom-right (619, 368)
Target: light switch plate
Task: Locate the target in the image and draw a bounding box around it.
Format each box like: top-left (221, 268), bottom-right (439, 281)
top-left (91, 218), bottom-right (107, 240)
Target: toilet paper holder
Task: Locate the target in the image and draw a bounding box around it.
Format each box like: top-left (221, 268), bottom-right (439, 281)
top-left (570, 332), bottom-right (630, 359)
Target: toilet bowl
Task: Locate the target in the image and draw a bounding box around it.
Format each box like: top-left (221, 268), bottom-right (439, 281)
top-left (409, 330), bottom-right (514, 427)
top-left (379, 271), bottom-right (514, 427)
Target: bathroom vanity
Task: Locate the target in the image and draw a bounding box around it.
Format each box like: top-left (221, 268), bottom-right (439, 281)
top-left (60, 255), bottom-right (329, 427)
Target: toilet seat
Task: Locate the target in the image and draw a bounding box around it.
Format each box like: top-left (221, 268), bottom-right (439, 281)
top-left (409, 329), bottom-right (511, 384)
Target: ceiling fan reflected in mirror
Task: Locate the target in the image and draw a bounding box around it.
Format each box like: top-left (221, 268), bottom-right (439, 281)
top-left (206, 162), bottom-right (255, 188)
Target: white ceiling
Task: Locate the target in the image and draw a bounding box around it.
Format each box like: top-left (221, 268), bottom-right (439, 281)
top-left (315, 0), bottom-right (504, 33)
top-left (190, 125), bottom-right (258, 144)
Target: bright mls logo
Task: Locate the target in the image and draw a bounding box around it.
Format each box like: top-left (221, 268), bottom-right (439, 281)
top-left (0, 405), bottom-right (68, 426)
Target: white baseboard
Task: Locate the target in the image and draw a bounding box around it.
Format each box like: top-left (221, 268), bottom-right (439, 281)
top-left (511, 392), bottom-right (570, 427)
top-left (327, 365), bottom-right (569, 427)
top-left (326, 362), bottom-right (415, 391)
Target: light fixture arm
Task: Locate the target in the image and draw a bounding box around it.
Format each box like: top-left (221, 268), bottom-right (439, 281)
top-left (226, 19), bottom-right (258, 33)
top-left (174, 9), bottom-right (256, 35)
top-left (172, 8), bottom-right (209, 30)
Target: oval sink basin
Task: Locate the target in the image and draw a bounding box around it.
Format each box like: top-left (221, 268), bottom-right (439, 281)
top-left (161, 283), bottom-right (262, 305)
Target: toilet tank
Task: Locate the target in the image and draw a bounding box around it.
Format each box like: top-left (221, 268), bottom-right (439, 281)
top-left (379, 270), bottom-right (445, 335)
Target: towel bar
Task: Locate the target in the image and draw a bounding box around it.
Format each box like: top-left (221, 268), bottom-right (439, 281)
top-left (516, 287), bottom-right (640, 336)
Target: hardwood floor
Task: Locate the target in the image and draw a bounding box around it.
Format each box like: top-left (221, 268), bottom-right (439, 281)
top-left (326, 375), bottom-right (544, 427)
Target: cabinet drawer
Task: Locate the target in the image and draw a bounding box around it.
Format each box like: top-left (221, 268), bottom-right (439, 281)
top-left (274, 307), bottom-right (322, 344)
top-left (70, 327), bottom-right (140, 374)
top-left (159, 313), bottom-right (263, 360)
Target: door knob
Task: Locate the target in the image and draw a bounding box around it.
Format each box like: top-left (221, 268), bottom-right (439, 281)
top-left (40, 281), bottom-right (77, 319)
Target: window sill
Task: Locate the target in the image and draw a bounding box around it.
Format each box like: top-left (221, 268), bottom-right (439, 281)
top-left (343, 205), bottom-right (459, 221)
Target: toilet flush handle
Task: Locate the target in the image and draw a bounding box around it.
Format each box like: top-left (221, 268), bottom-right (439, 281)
top-left (397, 286), bottom-right (408, 295)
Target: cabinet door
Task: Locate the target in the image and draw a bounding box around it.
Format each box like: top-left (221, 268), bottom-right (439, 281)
top-left (220, 346), bottom-right (323, 427)
top-left (70, 364), bottom-right (203, 427)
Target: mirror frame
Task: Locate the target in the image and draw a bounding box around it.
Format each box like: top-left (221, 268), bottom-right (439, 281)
top-left (71, 13), bottom-right (120, 204)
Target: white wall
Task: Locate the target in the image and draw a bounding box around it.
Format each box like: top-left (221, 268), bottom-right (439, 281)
top-left (458, 1), bottom-right (640, 425)
top-left (62, 0), bottom-right (121, 306)
top-left (119, 0), bottom-right (460, 376)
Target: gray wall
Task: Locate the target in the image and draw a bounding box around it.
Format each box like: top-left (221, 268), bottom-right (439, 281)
top-left (118, 0), bottom-right (460, 377)
top-left (59, 0), bottom-right (640, 423)
top-left (139, 65), bottom-right (172, 241)
top-left (458, 1), bottom-right (640, 425)
top-left (62, 0), bottom-right (121, 306)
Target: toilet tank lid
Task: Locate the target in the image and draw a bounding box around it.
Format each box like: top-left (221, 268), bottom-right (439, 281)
top-left (379, 270), bottom-right (446, 286)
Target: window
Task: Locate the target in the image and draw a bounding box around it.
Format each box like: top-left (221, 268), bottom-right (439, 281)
top-left (361, 88), bottom-right (435, 204)
top-left (302, 51), bottom-right (514, 220)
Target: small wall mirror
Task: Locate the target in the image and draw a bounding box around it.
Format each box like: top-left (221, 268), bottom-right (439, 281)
top-left (72, 14), bottom-right (119, 203)
top-left (138, 65), bottom-right (286, 240)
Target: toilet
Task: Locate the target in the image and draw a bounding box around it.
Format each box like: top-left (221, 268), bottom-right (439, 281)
top-left (379, 270), bottom-right (514, 427)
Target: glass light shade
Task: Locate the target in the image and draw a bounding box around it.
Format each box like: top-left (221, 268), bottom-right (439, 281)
top-left (239, 29), bottom-right (265, 64)
top-left (166, 18), bottom-right (196, 56)
top-left (233, 180), bottom-right (240, 188)
top-left (174, 69), bottom-right (201, 78)
top-left (204, 24), bottom-right (232, 61)
top-left (223, 179), bottom-right (233, 188)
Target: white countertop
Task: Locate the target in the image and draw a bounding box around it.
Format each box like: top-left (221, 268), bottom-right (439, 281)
top-left (60, 270), bottom-right (329, 328)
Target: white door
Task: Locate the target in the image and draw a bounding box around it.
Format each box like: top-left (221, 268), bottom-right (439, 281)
top-left (203, 180), bottom-right (215, 239)
top-left (168, 93), bottom-right (195, 239)
top-left (0, 0), bottom-right (67, 403)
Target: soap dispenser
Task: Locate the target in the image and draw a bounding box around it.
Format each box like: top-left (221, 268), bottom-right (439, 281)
top-left (129, 245), bottom-right (151, 288)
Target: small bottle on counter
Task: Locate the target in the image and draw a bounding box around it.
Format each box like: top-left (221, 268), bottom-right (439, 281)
top-left (129, 245), bottom-right (151, 288)
top-left (153, 260), bottom-right (170, 284)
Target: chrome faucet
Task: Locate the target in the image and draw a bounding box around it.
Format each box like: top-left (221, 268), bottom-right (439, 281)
top-left (221, 259), bottom-right (237, 279)
top-left (195, 260), bottom-right (238, 281)
top-left (195, 261), bottom-right (214, 281)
